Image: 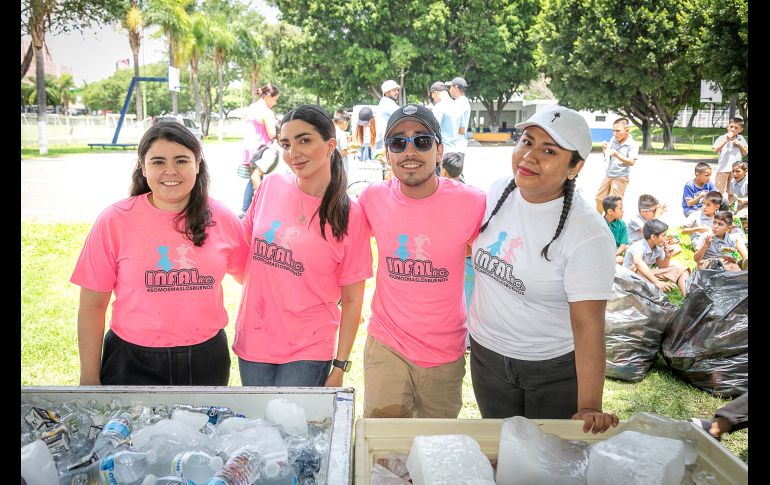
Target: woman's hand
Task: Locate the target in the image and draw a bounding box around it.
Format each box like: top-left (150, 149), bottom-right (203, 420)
top-left (571, 408), bottom-right (620, 434)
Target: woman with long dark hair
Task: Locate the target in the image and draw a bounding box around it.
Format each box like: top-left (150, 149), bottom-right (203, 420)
top-left (235, 104), bottom-right (373, 387)
top-left (467, 106), bottom-right (620, 434)
top-left (71, 121), bottom-right (249, 385)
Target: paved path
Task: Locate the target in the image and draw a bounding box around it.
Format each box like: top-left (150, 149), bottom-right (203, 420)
top-left (22, 142), bottom-right (709, 229)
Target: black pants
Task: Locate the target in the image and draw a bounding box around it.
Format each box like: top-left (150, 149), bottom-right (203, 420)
top-left (715, 392), bottom-right (748, 432)
top-left (100, 329), bottom-right (230, 386)
top-left (469, 336), bottom-right (578, 419)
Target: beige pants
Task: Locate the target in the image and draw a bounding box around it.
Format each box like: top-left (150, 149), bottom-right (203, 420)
top-left (630, 263), bottom-right (687, 284)
top-left (363, 335), bottom-right (465, 418)
top-left (595, 176), bottom-right (630, 212)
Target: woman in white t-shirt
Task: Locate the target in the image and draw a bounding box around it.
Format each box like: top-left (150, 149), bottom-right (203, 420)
top-left (467, 106), bottom-right (619, 434)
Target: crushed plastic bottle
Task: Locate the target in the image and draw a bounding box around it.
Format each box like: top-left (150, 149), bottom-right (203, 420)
top-left (58, 449), bottom-right (158, 485)
top-left (173, 450), bottom-right (224, 484)
top-left (91, 412), bottom-right (133, 459)
top-left (205, 446), bottom-right (265, 485)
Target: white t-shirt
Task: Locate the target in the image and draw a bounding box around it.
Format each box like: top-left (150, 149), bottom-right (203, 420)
top-left (467, 176), bottom-right (616, 360)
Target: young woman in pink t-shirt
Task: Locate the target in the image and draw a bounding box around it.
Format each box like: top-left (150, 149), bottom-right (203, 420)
top-left (235, 104), bottom-right (373, 387)
top-left (71, 121), bottom-right (249, 386)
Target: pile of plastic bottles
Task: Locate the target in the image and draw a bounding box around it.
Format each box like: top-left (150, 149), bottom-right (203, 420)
top-left (21, 397), bottom-right (330, 485)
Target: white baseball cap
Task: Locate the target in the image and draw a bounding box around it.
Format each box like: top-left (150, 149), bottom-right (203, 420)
top-left (515, 106), bottom-right (592, 160)
top-left (381, 79), bottom-right (400, 94)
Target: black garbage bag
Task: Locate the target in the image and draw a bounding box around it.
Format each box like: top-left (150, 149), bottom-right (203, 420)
top-left (604, 266), bottom-right (678, 382)
top-left (661, 270), bottom-right (748, 397)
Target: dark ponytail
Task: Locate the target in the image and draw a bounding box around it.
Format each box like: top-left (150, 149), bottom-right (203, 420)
top-left (281, 104), bottom-right (351, 241)
top-left (480, 151), bottom-right (583, 261)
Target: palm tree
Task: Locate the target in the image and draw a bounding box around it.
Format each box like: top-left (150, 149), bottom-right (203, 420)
top-left (144, 0), bottom-right (191, 115)
top-left (181, 12), bottom-right (209, 127)
top-left (232, 12), bottom-right (266, 103)
top-left (23, 0), bottom-right (54, 154)
top-left (123, 1), bottom-right (144, 120)
top-left (55, 73), bottom-right (75, 115)
top-left (21, 80), bottom-right (35, 111)
top-left (209, 23), bottom-right (235, 141)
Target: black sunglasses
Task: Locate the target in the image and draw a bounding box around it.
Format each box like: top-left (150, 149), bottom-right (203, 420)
top-left (385, 135), bottom-right (437, 153)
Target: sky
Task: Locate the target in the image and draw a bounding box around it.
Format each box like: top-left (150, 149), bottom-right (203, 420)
top-left (39, 1), bottom-right (280, 86)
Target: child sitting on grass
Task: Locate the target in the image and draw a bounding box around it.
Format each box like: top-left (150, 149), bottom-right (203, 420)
top-left (682, 162), bottom-right (716, 217)
top-left (602, 195), bottom-right (628, 264)
top-left (693, 211), bottom-right (748, 271)
top-left (681, 190), bottom-right (722, 244)
top-left (623, 219), bottom-right (691, 295)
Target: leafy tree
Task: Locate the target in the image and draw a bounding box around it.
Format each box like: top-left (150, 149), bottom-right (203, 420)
top-left (450, 0), bottom-right (540, 131)
top-left (534, 0), bottom-right (704, 150)
top-left (180, 11), bottom-right (210, 126)
top-left (692, 0), bottom-right (748, 125)
top-left (231, 8), bottom-right (267, 102)
top-left (55, 73), bottom-right (76, 114)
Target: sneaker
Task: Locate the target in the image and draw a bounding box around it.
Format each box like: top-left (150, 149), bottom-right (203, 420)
top-left (690, 418), bottom-right (720, 441)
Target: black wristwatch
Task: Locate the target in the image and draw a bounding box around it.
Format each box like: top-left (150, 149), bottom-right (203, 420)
top-left (332, 359), bottom-right (351, 372)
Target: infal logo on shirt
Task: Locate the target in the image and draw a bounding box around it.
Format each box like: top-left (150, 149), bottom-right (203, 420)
top-left (251, 220), bottom-right (305, 276)
top-left (473, 231), bottom-right (526, 294)
top-left (385, 233), bottom-right (448, 283)
top-left (145, 244), bottom-right (216, 292)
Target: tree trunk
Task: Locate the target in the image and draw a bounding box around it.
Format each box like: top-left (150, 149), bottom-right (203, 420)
top-left (217, 60), bottom-right (224, 142)
top-left (132, 50), bottom-right (143, 121)
top-left (169, 33), bottom-right (178, 115)
top-left (201, 78), bottom-right (211, 136)
top-left (640, 118), bottom-right (652, 150)
top-left (192, 59), bottom-right (201, 127)
top-left (660, 119), bottom-right (674, 151)
top-left (737, 101), bottom-right (748, 130)
top-left (250, 66), bottom-right (260, 103)
top-left (21, 43), bottom-right (34, 80)
top-left (728, 94), bottom-right (737, 119)
top-left (687, 107), bottom-right (698, 130)
top-left (34, 42), bottom-right (48, 155)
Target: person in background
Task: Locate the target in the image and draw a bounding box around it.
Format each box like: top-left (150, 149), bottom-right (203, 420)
top-left (447, 77), bottom-right (471, 156)
top-left (375, 79), bottom-right (401, 149)
top-left (626, 194), bottom-right (667, 245)
top-left (355, 107), bottom-right (377, 162)
top-left (693, 210), bottom-right (748, 272)
top-left (712, 117), bottom-right (748, 196)
top-left (358, 104), bottom-right (486, 419)
top-left (682, 161), bottom-right (716, 217)
top-left (594, 118), bottom-right (639, 214)
top-left (681, 190), bottom-right (722, 244)
top-left (691, 392), bottom-right (748, 441)
top-left (71, 121), bottom-right (249, 386)
top-left (468, 106), bottom-right (619, 434)
top-left (727, 160), bottom-right (748, 230)
top-left (623, 219), bottom-right (690, 295)
top-left (602, 195), bottom-right (628, 264)
top-left (240, 83), bottom-right (280, 217)
top-left (429, 81), bottom-right (463, 159)
top-left (333, 109), bottom-right (354, 176)
top-left (235, 104), bottom-right (373, 387)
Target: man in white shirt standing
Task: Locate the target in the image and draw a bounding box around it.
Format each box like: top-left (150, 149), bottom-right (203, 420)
top-left (429, 81), bottom-right (462, 157)
top-left (375, 80), bottom-right (401, 150)
top-left (447, 77), bottom-right (471, 156)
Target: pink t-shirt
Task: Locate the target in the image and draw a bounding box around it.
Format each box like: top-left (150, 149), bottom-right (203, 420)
top-left (234, 173), bottom-right (373, 363)
top-left (358, 177), bottom-right (486, 367)
top-left (70, 194), bottom-right (249, 347)
top-left (243, 100), bottom-right (272, 163)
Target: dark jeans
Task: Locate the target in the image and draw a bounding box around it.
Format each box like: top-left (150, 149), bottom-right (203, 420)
top-left (715, 392), bottom-right (748, 432)
top-left (469, 336), bottom-right (577, 419)
top-left (241, 179), bottom-right (254, 215)
top-left (100, 329), bottom-right (230, 386)
top-left (238, 358), bottom-right (332, 387)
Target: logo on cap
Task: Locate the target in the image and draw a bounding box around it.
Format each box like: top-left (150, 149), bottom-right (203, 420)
top-left (403, 105), bottom-right (418, 115)
top-left (551, 112), bottom-right (562, 123)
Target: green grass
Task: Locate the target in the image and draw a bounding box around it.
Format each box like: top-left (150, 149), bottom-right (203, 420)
top-left (589, 126), bottom-right (750, 157)
top-left (21, 146), bottom-right (137, 159)
top-left (20, 222), bottom-right (747, 464)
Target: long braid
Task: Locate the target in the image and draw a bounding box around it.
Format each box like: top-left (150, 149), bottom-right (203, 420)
top-left (541, 176), bottom-right (576, 261)
top-left (479, 178), bottom-right (517, 233)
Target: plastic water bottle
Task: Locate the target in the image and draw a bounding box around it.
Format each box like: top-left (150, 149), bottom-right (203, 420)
top-left (173, 450), bottom-right (224, 484)
top-left (141, 475), bottom-right (194, 485)
top-left (58, 449), bottom-right (157, 485)
top-left (91, 412), bottom-right (132, 459)
top-left (205, 447), bottom-right (265, 485)
top-left (259, 459), bottom-right (296, 485)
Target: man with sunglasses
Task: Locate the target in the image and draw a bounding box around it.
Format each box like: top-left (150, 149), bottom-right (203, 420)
top-left (357, 104), bottom-right (486, 419)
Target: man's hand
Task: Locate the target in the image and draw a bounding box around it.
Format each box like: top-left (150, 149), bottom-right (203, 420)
top-left (655, 280), bottom-right (676, 292)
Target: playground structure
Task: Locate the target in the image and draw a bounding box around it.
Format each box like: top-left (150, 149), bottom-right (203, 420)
top-left (87, 76), bottom-right (168, 150)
